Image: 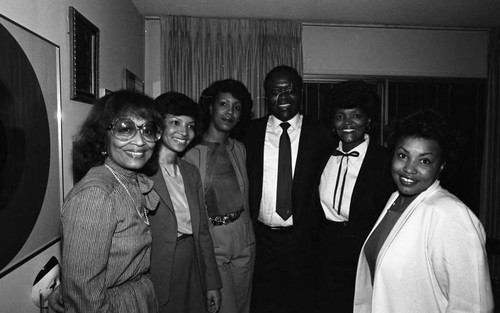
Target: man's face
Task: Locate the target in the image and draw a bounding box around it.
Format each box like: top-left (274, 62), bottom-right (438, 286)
top-left (265, 71), bottom-right (302, 121)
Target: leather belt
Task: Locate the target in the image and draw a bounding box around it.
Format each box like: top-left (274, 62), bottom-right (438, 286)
top-left (177, 234), bottom-right (193, 241)
top-left (210, 209), bottom-right (243, 226)
top-left (325, 220), bottom-right (350, 228)
top-left (257, 221), bottom-right (293, 231)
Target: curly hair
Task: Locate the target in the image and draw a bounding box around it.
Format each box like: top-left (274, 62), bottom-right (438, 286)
top-left (325, 80), bottom-right (380, 128)
top-left (72, 90), bottom-right (162, 181)
top-left (385, 109), bottom-right (460, 164)
top-left (199, 79), bottom-right (253, 138)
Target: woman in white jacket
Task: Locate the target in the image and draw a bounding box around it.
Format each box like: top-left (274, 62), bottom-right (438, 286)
top-left (354, 109), bottom-right (493, 313)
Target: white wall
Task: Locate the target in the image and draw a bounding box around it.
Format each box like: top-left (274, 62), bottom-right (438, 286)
top-left (303, 24), bottom-right (488, 79)
top-left (145, 19), bottom-right (161, 98)
top-left (0, 1), bottom-right (145, 311)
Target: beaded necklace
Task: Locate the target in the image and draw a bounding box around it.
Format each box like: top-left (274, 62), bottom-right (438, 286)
top-left (105, 164), bottom-right (149, 225)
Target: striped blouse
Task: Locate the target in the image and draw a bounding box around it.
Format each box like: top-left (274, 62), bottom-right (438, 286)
top-left (61, 158), bottom-right (160, 313)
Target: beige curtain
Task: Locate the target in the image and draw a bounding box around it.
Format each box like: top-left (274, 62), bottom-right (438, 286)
top-left (160, 15), bottom-right (302, 117)
top-left (481, 28), bottom-right (500, 280)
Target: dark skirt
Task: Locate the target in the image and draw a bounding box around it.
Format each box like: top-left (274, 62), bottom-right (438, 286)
top-left (159, 235), bottom-right (206, 313)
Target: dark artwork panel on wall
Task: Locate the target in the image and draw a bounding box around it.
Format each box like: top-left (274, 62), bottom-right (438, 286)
top-left (0, 15), bottom-right (62, 277)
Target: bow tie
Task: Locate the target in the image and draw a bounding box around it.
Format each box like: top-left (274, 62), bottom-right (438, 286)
top-left (330, 149), bottom-right (359, 216)
top-left (332, 150), bottom-right (360, 157)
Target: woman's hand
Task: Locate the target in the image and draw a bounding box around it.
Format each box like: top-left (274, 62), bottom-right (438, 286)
top-left (206, 289), bottom-right (221, 313)
top-left (47, 285), bottom-right (64, 313)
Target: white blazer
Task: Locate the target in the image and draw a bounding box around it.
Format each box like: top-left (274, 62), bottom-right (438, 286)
top-left (354, 180), bottom-right (494, 313)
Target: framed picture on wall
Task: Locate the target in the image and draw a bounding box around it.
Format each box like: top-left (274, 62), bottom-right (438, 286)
top-left (124, 69), bottom-right (144, 93)
top-left (69, 6), bottom-right (99, 103)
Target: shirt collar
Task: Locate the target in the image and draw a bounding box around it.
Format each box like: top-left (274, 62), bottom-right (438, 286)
top-left (159, 161), bottom-right (179, 177)
top-left (336, 133), bottom-right (370, 164)
top-left (103, 157), bottom-right (159, 212)
top-left (269, 113), bottom-right (302, 132)
top-left (104, 157), bottom-right (137, 181)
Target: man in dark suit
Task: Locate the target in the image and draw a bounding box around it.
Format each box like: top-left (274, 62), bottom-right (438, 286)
top-left (244, 65), bottom-right (333, 313)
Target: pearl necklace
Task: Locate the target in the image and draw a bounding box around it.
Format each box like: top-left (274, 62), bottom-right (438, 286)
top-left (105, 164), bottom-right (149, 225)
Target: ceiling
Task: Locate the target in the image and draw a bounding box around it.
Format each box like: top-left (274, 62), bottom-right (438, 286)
top-left (131, 0), bottom-right (500, 28)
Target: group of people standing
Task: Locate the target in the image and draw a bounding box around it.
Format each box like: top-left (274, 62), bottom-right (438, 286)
top-left (50, 65), bottom-right (493, 313)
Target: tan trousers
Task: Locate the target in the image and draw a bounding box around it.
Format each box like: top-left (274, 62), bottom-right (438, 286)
top-left (211, 212), bottom-right (256, 313)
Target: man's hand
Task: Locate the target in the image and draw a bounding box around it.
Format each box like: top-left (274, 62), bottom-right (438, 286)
top-left (47, 285), bottom-right (64, 313)
top-left (206, 289), bottom-right (221, 313)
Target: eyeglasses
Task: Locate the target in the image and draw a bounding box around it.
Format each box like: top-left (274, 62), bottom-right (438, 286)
top-left (270, 85), bottom-right (297, 96)
top-left (108, 118), bottom-right (162, 143)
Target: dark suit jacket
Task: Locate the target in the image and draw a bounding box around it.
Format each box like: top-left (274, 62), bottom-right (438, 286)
top-left (244, 115), bottom-right (333, 255)
top-left (315, 140), bottom-right (395, 264)
top-left (148, 158), bottom-right (222, 306)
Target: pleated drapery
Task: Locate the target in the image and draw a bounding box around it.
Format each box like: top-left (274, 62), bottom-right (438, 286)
top-left (160, 15), bottom-right (302, 118)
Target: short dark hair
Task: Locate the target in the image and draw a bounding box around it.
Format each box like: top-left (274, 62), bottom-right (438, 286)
top-left (199, 79), bottom-right (253, 138)
top-left (72, 90), bottom-right (162, 181)
top-left (386, 109), bottom-right (459, 164)
top-left (156, 91), bottom-right (202, 136)
top-left (264, 65), bottom-right (303, 91)
top-left (325, 80), bottom-right (380, 121)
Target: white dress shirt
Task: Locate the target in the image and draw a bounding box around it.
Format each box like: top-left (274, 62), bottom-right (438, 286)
top-left (259, 114), bottom-right (303, 227)
top-left (319, 134), bottom-right (370, 222)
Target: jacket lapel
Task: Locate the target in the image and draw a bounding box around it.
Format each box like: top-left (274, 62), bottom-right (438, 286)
top-left (188, 145), bottom-right (206, 183)
top-left (374, 180), bottom-right (441, 269)
top-left (254, 117), bottom-right (267, 187)
top-left (293, 118), bottom-right (312, 184)
top-left (178, 160), bottom-right (200, 236)
top-left (151, 167), bottom-right (175, 215)
top-left (247, 116), bottom-right (268, 215)
top-left (349, 141), bottom-right (376, 222)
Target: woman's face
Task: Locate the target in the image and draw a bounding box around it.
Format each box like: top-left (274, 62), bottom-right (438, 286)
top-left (161, 114), bottom-right (195, 154)
top-left (332, 107), bottom-right (370, 151)
top-left (391, 136), bottom-right (444, 197)
top-left (106, 116), bottom-right (156, 171)
top-left (210, 92), bottom-right (242, 133)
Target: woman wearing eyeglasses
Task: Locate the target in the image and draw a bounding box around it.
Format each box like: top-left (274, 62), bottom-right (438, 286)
top-left (148, 92), bottom-right (222, 313)
top-left (60, 90), bottom-right (163, 313)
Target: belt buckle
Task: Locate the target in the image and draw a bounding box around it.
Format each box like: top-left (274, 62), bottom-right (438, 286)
top-left (263, 223), bottom-right (292, 231)
top-left (210, 210), bottom-right (242, 226)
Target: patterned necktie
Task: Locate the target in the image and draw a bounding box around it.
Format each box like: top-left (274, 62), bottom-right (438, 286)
top-left (331, 149), bottom-right (359, 215)
top-left (276, 122), bottom-right (292, 220)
